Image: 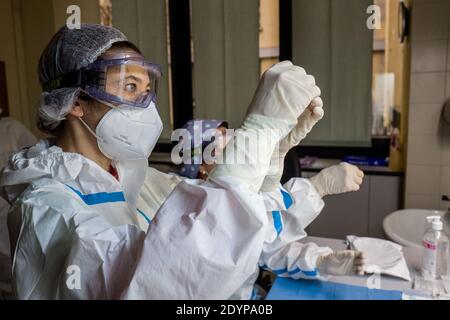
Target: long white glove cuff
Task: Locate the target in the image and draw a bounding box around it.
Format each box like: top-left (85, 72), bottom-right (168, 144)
top-left (210, 114), bottom-right (291, 193)
top-left (259, 170), bottom-right (283, 193)
top-left (316, 251), bottom-right (359, 276)
top-left (240, 113), bottom-right (293, 137)
top-left (308, 173), bottom-right (327, 198)
top-left (298, 244), bottom-right (333, 276)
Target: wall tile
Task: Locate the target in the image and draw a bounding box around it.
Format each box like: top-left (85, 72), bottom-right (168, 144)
top-left (439, 201), bottom-right (450, 211)
top-left (440, 166), bottom-right (450, 200)
top-left (441, 135), bottom-right (450, 164)
top-left (442, 72), bottom-right (450, 136)
top-left (411, 39), bottom-right (447, 72)
top-left (408, 104), bottom-right (443, 135)
top-left (448, 3), bottom-right (450, 39)
top-left (412, 0), bottom-right (449, 41)
top-left (404, 194), bottom-right (440, 210)
top-left (443, 123), bottom-right (450, 137)
top-left (406, 165), bottom-right (441, 195)
top-left (407, 134), bottom-right (442, 166)
top-left (410, 72), bottom-right (446, 104)
top-left (439, 165), bottom-right (450, 210)
top-left (447, 40), bottom-right (450, 71)
top-left (405, 0), bottom-right (449, 212)
top-left (446, 72), bottom-right (450, 98)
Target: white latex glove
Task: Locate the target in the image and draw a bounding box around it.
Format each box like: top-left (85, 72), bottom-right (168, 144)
top-left (309, 162), bottom-right (364, 198)
top-left (260, 97), bottom-right (324, 192)
top-left (210, 61), bottom-right (321, 192)
top-left (316, 250), bottom-right (367, 276)
top-left (245, 61), bottom-right (321, 127)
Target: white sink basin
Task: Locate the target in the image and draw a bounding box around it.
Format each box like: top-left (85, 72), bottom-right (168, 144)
top-left (383, 209), bottom-right (450, 249)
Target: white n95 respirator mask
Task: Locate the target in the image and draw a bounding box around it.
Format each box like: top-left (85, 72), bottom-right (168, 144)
top-left (80, 101), bottom-right (163, 161)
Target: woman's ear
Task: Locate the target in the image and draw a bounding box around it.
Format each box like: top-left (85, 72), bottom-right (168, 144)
top-left (68, 98), bottom-right (85, 118)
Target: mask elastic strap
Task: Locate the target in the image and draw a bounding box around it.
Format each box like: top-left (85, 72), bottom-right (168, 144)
top-left (79, 117), bottom-right (102, 141)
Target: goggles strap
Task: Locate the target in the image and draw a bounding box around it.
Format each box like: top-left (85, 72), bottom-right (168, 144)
top-left (43, 69), bottom-right (102, 92)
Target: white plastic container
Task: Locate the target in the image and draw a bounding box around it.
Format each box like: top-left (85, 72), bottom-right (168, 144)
top-left (421, 216), bottom-right (449, 279)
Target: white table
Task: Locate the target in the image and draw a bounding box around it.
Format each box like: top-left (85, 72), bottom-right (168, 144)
top-left (300, 236), bottom-right (421, 292)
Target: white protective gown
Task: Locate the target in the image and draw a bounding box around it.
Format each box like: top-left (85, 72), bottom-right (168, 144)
top-left (0, 139), bottom-right (330, 300)
top-left (0, 117), bottom-right (37, 168)
top-left (133, 165), bottom-right (332, 299)
top-left (0, 117), bottom-right (37, 297)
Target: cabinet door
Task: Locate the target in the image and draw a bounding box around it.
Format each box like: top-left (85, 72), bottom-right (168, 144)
top-left (307, 177), bottom-right (370, 239)
top-left (368, 176), bottom-right (402, 239)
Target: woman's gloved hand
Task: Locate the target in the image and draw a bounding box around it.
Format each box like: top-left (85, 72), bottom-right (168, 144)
top-left (245, 61), bottom-right (321, 127)
top-left (309, 163), bottom-right (364, 198)
top-left (210, 61), bottom-right (321, 192)
top-left (259, 98), bottom-right (324, 192)
top-left (316, 250), bottom-right (366, 275)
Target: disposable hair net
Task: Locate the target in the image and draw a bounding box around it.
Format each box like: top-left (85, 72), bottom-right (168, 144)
top-left (37, 23), bottom-right (128, 133)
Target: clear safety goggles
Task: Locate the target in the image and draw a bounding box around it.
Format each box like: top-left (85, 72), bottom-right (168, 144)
top-left (43, 57), bottom-right (162, 109)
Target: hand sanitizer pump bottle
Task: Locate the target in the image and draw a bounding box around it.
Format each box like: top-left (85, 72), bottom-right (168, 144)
top-left (421, 216), bottom-right (449, 280)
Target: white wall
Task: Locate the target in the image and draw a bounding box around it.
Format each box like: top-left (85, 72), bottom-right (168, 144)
top-left (405, 0), bottom-right (450, 209)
